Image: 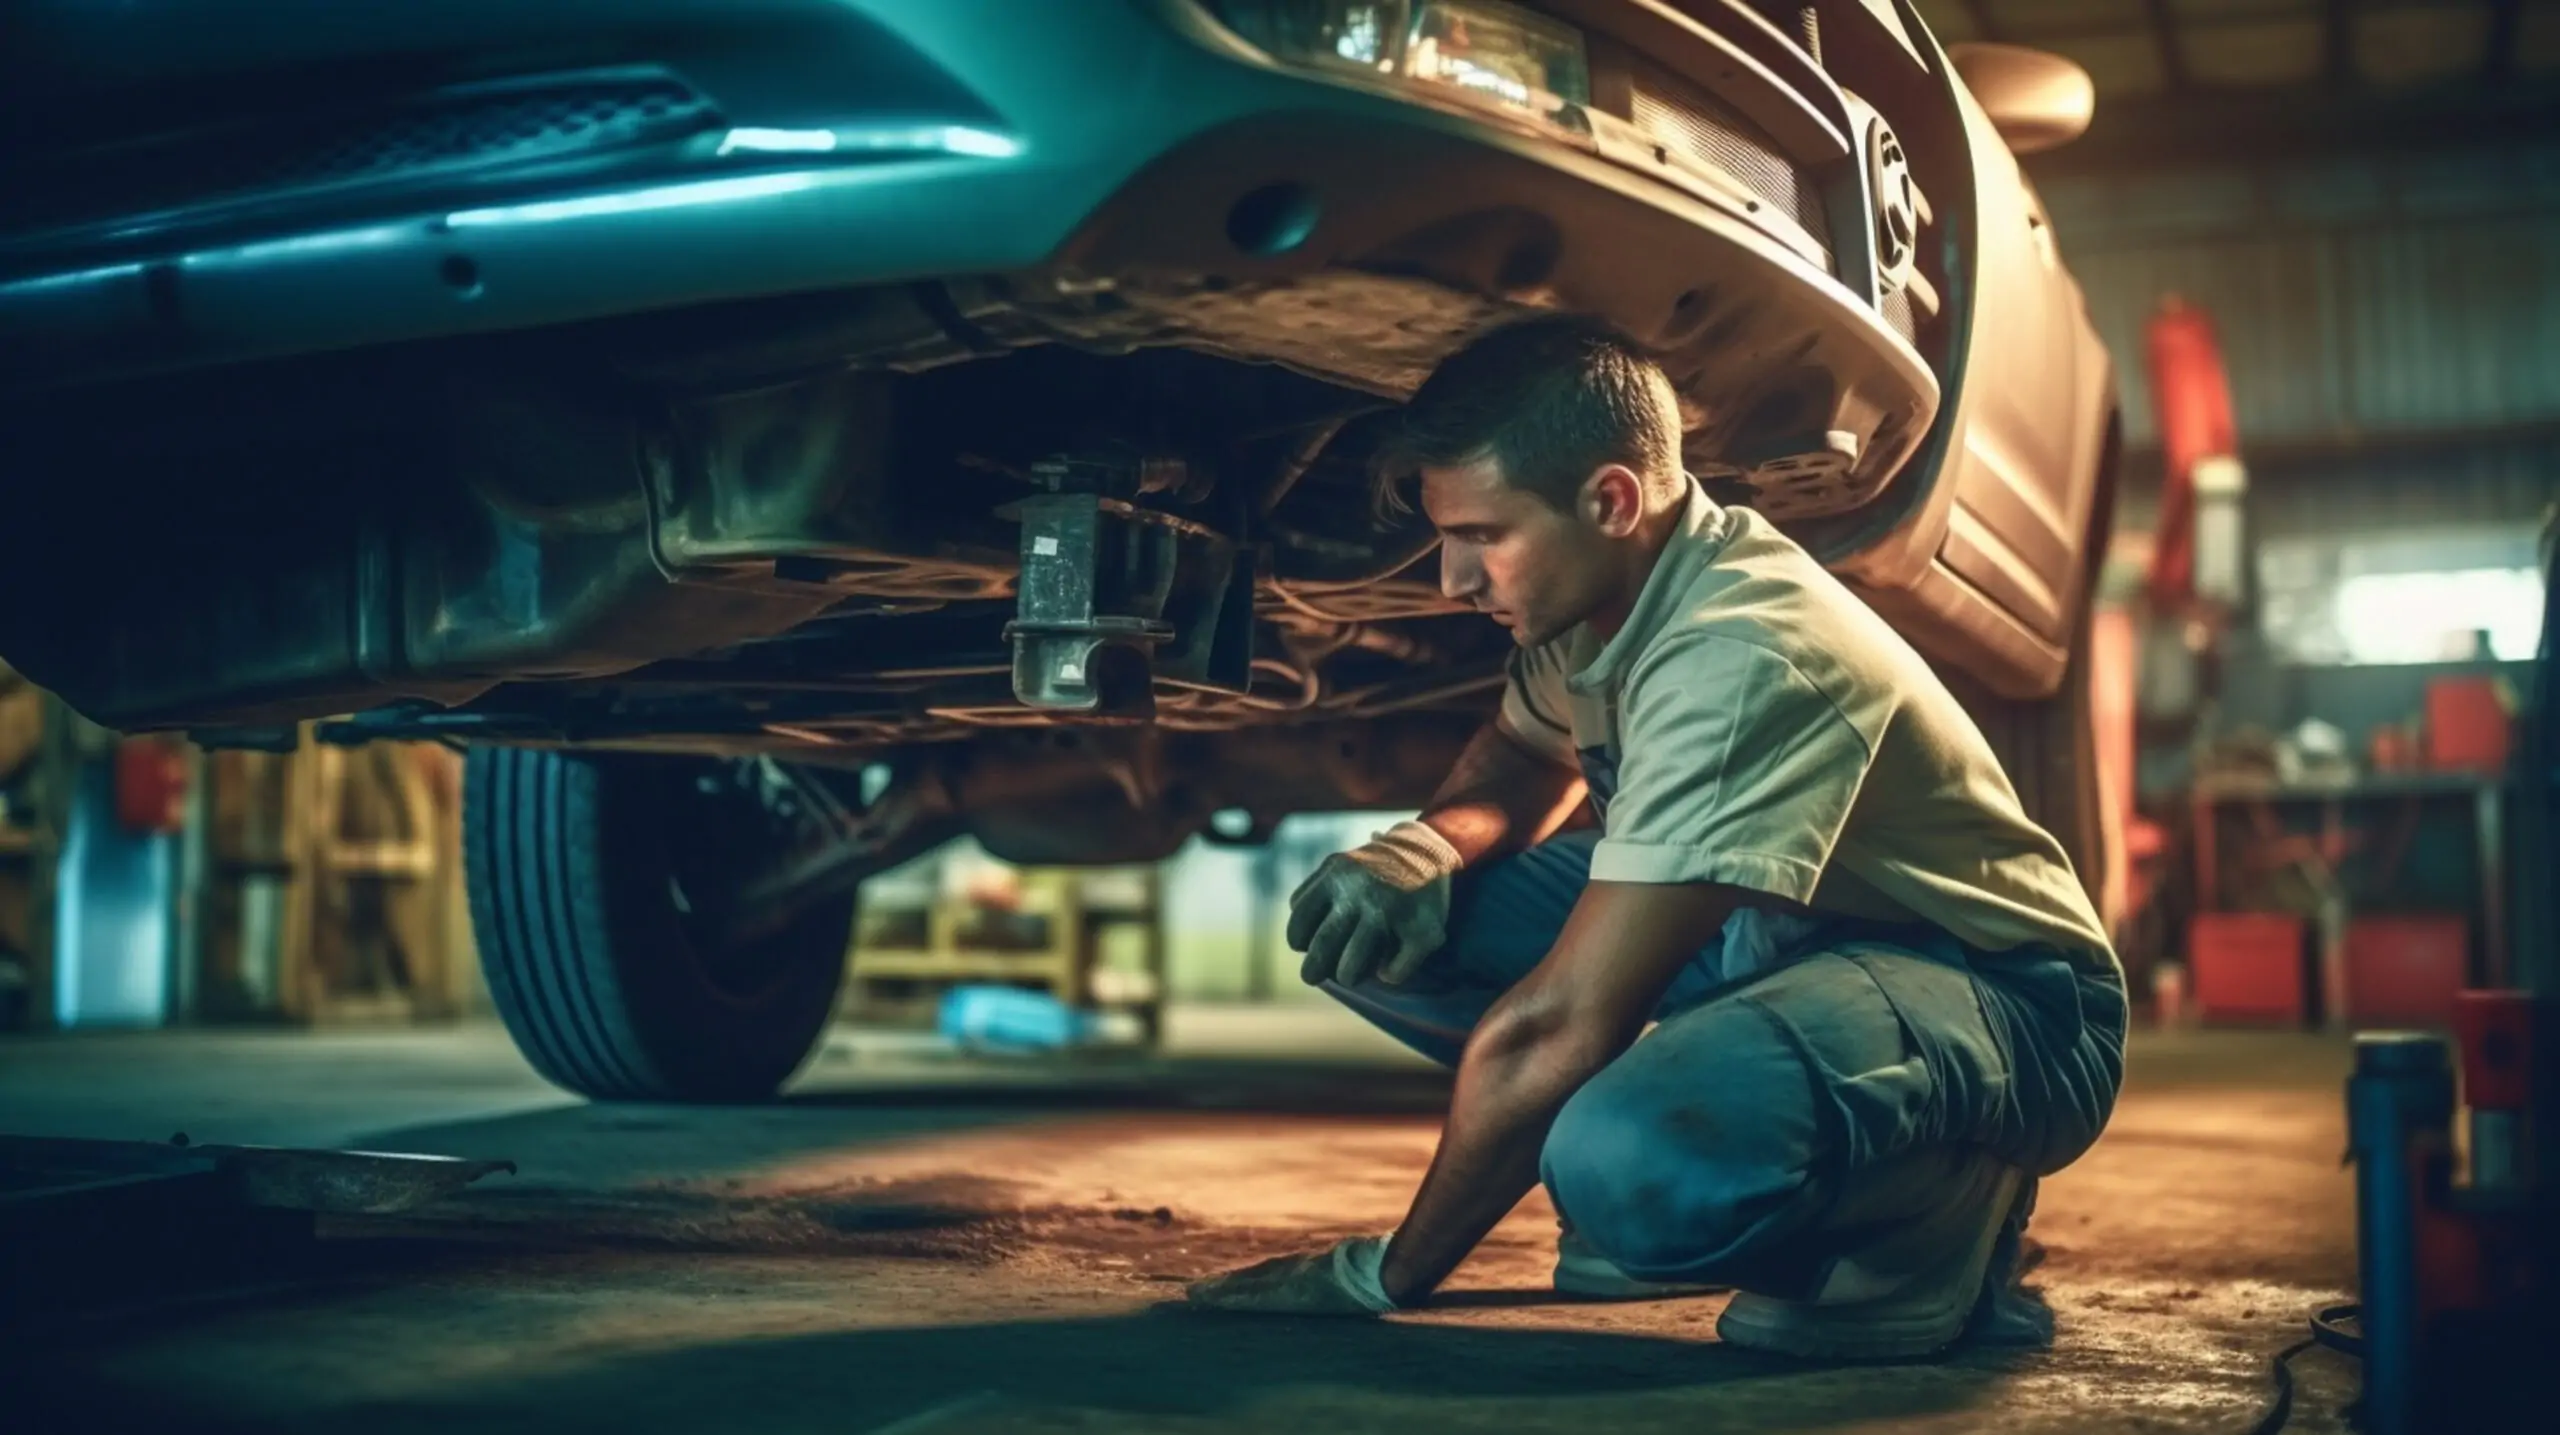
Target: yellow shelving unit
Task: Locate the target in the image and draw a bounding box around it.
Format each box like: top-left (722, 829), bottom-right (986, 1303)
top-left (846, 862), bottom-right (1165, 1043)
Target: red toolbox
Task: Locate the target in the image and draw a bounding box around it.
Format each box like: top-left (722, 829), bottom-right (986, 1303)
top-left (2344, 915), bottom-right (2471, 1027)
top-left (2189, 913), bottom-right (2307, 1025)
top-left (2425, 676), bottom-right (2511, 772)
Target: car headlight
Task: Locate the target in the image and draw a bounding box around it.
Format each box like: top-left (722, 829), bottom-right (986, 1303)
top-left (1209, 0), bottom-right (1590, 131)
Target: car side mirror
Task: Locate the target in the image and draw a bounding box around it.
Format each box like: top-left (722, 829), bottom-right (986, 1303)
top-left (1946, 43), bottom-right (2094, 155)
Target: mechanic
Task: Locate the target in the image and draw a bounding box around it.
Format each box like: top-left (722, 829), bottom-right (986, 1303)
top-left (1186, 316), bottom-right (2127, 1359)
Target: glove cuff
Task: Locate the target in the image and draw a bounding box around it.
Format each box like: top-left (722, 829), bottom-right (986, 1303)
top-left (1332, 1235), bottom-right (1400, 1312)
top-left (1363, 820), bottom-right (1465, 886)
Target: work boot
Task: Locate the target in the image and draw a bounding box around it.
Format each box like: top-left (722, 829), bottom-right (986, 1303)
top-left (1553, 1220), bottom-right (1726, 1300)
top-left (1715, 1152), bottom-right (2028, 1359)
top-left (1971, 1180), bottom-right (2056, 1347)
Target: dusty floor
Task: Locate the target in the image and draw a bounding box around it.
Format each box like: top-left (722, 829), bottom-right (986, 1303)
top-left (0, 1007), bottom-right (2360, 1434)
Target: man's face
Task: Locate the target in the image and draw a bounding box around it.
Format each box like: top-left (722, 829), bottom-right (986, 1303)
top-left (1420, 455), bottom-right (1619, 648)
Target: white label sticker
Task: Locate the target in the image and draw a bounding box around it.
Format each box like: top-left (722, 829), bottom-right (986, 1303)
top-left (1059, 661), bottom-right (1085, 682)
top-left (1032, 536), bottom-right (1059, 556)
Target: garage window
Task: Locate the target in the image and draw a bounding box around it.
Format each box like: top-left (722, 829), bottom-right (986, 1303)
top-left (2258, 525), bottom-right (2547, 665)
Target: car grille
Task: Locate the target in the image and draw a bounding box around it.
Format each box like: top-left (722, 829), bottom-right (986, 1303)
top-left (1881, 284), bottom-right (1916, 344)
top-left (1628, 62), bottom-right (1828, 250)
top-left (3, 72), bottom-right (721, 240)
top-left (271, 78), bottom-right (713, 191)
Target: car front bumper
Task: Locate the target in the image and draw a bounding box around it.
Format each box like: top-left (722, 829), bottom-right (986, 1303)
top-left (0, 1), bottom-right (1927, 450)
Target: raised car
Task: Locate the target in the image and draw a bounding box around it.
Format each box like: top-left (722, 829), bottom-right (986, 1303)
top-left (0, 0), bottom-right (2118, 1098)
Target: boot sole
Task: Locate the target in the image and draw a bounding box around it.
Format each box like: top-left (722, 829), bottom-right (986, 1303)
top-left (1715, 1167), bottom-right (2024, 1360)
top-left (1553, 1256), bottom-right (1725, 1301)
top-left (1554, 1228), bottom-right (1725, 1301)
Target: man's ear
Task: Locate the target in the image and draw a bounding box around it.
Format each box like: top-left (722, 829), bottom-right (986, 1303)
top-left (1581, 464), bottom-right (1647, 538)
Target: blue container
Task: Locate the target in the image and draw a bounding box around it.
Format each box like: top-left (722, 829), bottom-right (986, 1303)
top-left (54, 761), bottom-right (174, 1028)
top-left (938, 985), bottom-right (1098, 1052)
top-left (2347, 1030), bottom-right (2453, 1435)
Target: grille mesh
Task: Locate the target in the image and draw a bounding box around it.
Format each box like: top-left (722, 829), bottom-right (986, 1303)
top-left (270, 81), bottom-right (711, 191)
top-left (1629, 65), bottom-right (1828, 247)
top-left (6, 75), bottom-right (718, 237)
top-left (1882, 285), bottom-right (1916, 343)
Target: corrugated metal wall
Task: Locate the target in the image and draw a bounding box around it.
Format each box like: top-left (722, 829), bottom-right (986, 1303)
top-left (2246, 439), bottom-right (2560, 541)
top-left (2115, 437), bottom-right (2559, 542)
top-left (2039, 143), bottom-right (2560, 448)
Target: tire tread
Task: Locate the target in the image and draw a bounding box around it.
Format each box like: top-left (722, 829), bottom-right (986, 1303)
top-left (463, 747), bottom-right (848, 1102)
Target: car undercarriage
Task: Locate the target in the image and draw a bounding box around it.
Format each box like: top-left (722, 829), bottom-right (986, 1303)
top-left (0, 229), bottom-right (1953, 861)
top-left (0, 0), bottom-right (2113, 1100)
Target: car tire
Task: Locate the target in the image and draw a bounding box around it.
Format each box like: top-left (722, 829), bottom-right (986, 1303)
top-left (1951, 418), bottom-right (2122, 923)
top-left (1962, 603), bottom-right (2110, 914)
top-left (463, 748), bottom-right (855, 1102)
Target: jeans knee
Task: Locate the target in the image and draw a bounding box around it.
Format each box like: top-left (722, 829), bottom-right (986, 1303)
top-left (1542, 1075), bottom-right (1813, 1276)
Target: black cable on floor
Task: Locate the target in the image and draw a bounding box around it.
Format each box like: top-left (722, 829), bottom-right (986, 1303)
top-left (2308, 1304), bottom-right (2365, 1359)
top-left (2245, 1303), bottom-right (2362, 1435)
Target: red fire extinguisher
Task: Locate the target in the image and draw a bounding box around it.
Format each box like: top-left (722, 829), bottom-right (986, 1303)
top-left (112, 737), bottom-right (189, 834)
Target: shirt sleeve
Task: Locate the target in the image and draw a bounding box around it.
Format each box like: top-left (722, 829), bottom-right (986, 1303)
top-left (1494, 640), bottom-right (1579, 769)
top-left (1588, 637), bottom-right (1874, 898)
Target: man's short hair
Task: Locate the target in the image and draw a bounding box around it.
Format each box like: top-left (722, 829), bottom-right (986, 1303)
top-left (1380, 314), bottom-right (1684, 517)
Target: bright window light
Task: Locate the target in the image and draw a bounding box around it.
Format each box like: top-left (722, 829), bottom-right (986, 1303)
top-left (1333, 5), bottom-right (1385, 62)
top-left (2331, 567), bottom-right (2545, 664)
top-left (2258, 525), bottom-right (2547, 666)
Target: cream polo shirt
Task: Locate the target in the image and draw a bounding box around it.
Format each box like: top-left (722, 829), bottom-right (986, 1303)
top-left (1497, 482), bottom-right (2119, 977)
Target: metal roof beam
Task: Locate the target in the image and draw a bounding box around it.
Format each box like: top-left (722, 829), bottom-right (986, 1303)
top-left (2141, 0), bottom-right (2188, 90)
top-left (2325, 0), bottom-right (2357, 87)
top-left (2487, 0), bottom-right (2523, 83)
top-left (1958, 9), bottom-right (2355, 46)
top-left (2124, 420), bottom-right (2560, 482)
top-left (2026, 80), bottom-right (2560, 176)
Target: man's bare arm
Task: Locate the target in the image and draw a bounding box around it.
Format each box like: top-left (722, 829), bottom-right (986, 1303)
top-left (1375, 879), bottom-right (1741, 1305)
top-left (1416, 718), bottom-right (1587, 868)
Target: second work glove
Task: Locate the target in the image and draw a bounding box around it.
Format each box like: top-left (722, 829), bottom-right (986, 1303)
top-left (1289, 819), bottom-right (1463, 988)
top-left (1186, 1236), bottom-right (1398, 1315)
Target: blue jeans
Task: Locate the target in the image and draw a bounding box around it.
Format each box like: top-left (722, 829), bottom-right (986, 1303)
top-left (1323, 831), bottom-right (2127, 1293)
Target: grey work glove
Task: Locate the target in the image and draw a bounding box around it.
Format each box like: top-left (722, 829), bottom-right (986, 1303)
top-left (1186, 1235), bottom-right (1398, 1315)
top-left (1288, 819), bottom-right (1463, 988)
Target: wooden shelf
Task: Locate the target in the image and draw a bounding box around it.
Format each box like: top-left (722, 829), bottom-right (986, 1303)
top-left (847, 866), bottom-right (1167, 1039)
top-left (325, 841), bottom-right (439, 879)
top-left (853, 952), bottom-right (1073, 981)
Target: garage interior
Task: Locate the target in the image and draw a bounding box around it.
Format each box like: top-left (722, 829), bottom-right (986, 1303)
top-left (3, 1), bottom-right (2556, 1432)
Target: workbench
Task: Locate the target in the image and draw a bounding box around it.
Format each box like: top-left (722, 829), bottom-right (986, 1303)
top-left (2190, 768), bottom-right (2511, 993)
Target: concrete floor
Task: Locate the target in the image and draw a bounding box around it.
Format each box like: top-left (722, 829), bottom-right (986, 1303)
top-left (0, 1008), bottom-right (2360, 1434)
